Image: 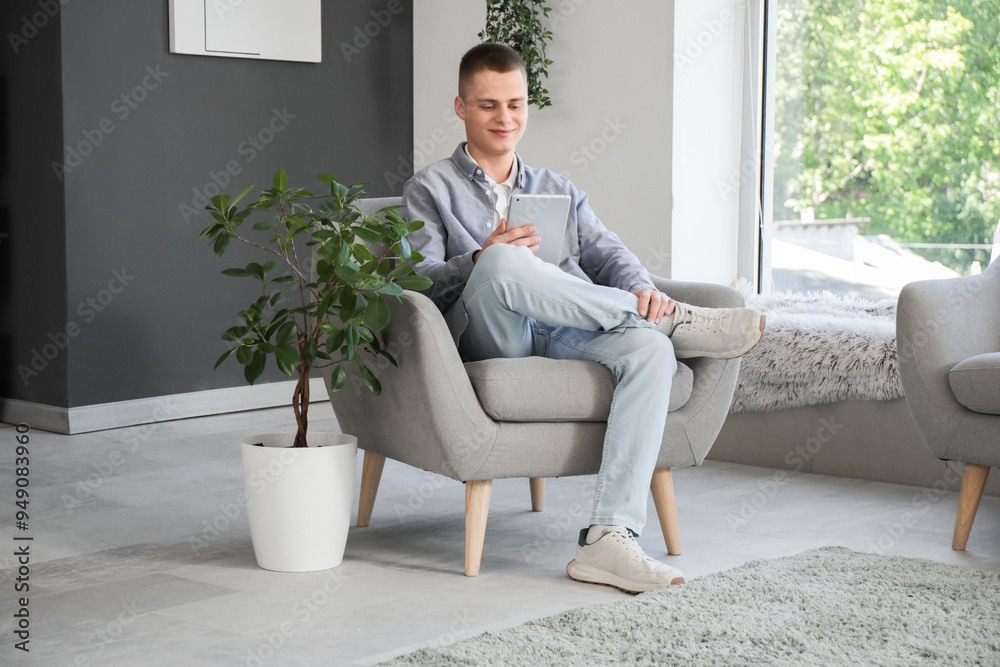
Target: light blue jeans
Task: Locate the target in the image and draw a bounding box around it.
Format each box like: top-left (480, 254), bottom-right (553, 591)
top-left (459, 244), bottom-right (676, 535)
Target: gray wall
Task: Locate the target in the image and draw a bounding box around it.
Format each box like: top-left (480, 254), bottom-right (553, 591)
top-left (412, 0), bottom-right (674, 279)
top-left (1, 1), bottom-right (413, 408)
top-left (0, 0), bottom-right (68, 407)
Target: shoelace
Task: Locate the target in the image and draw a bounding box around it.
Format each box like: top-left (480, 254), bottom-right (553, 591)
top-left (674, 305), bottom-right (730, 334)
top-left (602, 529), bottom-right (658, 563)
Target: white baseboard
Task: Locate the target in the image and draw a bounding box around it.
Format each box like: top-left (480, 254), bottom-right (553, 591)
top-left (0, 378), bottom-right (329, 435)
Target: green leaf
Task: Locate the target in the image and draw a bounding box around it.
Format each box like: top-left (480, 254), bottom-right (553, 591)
top-left (346, 325), bottom-right (360, 349)
top-left (213, 348), bottom-right (236, 369)
top-left (397, 235), bottom-right (412, 261)
top-left (377, 283), bottom-right (404, 297)
top-left (236, 346), bottom-right (253, 365)
top-left (276, 321), bottom-right (298, 346)
top-left (212, 233), bottom-right (230, 257)
top-left (364, 295), bottom-right (390, 330)
top-left (359, 365), bottom-right (382, 395)
top-left (221, 267), bottom-right (252, 278)
top-left (353, 244), bottom-right (375, 261)
top-left (245, 350), bottom-right (266, 385)
top-left (231, 184), bottom-right (255, 207)
top-left (334, 265), bottom-right (364, 283)
top-left (252, 221), bottom-right (278, 231)
top-left (353, 227), bottom-right (384, 245)
top-left (275, 344), bottom-right (300, 368)
top-left (273, 169), bottom-right (288, 190)
top-left (330, 364), bottom-right (347, 391)
top-left (407, 219), bottom-right (425, 233)
top-left (396, 274), bottom-right (432, 291)
top-left (305, 339), bottom-right (319, 365)
top-left (325, 327), bottom-right (346, 353)
top-left (262, 260), bottom-right (279, 274)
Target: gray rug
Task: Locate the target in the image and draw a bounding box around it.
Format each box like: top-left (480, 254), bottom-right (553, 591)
top-left (380, 547), bottom-right (1000, 666)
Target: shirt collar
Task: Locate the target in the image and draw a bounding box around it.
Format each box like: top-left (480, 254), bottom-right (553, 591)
top-left (452, 141), bottom-right (525, 189)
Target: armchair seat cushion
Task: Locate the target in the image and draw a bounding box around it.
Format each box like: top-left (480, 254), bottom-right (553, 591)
top-left (465, 357), bottom-right (693, 422)
top-left (949, 353), bottom-right (1000, 415)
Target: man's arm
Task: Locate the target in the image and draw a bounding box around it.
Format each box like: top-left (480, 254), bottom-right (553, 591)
top-left (402, 175), bottom-right (479, 311)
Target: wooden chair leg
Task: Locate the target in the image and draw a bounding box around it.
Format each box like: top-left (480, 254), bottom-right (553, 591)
top-left (651, 467), bottom-right (681, 556)
top-left (953, 463), bottom-right (990, 551)
top-left (465, 480), bottom-right (492, 576)
top-left (357, 451), bottom-right (386, 528)
top-left (529, 477), bottom-right (545, 512)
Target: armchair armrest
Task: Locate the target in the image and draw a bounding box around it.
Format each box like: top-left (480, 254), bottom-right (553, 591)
top-left (323, 290), bottom-right (499, 481)
top-left (649, 274), bottom-right (745, 310)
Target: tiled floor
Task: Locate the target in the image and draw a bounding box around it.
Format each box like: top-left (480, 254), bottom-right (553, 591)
top-left (1, 405), bottom-right (997, 666)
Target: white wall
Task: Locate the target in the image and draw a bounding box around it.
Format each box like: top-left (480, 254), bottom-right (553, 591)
top-left (671, 1), bottom-right (747, 284)
top-left (412, 0), bottom-right (674, 277)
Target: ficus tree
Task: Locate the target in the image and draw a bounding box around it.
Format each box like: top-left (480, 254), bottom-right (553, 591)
top-left (200, 170), bottom-right (432, 447)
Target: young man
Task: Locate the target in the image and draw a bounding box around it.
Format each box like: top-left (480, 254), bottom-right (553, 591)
top-left (403, 43), bottom-right (764, 593)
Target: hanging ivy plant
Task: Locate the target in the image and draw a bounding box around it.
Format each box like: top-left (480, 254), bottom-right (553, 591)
top-left (478, 0), bottom-right (554, 109)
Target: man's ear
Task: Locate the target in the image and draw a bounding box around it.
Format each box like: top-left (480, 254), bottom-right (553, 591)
top-left (454, 95), bottom-right (467, 121)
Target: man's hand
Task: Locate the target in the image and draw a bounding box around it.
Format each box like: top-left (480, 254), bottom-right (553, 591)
top-left (632, 288), bottom-right (675, 325)
top-left (473, 218), bottom-right (541, 263)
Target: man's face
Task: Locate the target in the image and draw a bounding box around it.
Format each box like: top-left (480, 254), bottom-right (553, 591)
top-left (455, 69), bottom-right (529, 161)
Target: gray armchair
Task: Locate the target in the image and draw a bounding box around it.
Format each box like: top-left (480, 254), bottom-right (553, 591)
top-left (324, 197), bottom-right (743, 575)
top-left (897, 259), bottom-right (1000, 550)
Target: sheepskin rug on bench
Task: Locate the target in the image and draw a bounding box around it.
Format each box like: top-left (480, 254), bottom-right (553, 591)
top-left (713, 288), bottom-right (1000, 494)
top-left (730, 291), bottom-right (902, 413)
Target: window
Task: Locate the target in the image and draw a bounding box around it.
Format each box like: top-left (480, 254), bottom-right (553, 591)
top-left (760, 0), bottom-right (1000, 298)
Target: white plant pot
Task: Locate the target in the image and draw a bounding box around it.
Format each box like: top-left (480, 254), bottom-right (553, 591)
top-left (241, 432), bottom-right (357, 572)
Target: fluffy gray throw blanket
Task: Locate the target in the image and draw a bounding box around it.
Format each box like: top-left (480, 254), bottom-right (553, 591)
top-left (730, 291), bottom-right (902, 413)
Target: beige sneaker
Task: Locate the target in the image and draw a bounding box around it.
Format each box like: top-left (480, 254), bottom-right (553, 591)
top-left (566, 527), bottom-right (684, 594)
top-left (659, 302), bottom-right (765, 359)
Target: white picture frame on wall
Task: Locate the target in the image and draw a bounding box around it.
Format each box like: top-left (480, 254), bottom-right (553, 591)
top-left (168, 0), bottom-right (322, 63)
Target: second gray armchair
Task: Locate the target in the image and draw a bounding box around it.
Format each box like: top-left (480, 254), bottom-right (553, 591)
top-left (897, 259), bottom-right (1000, 550)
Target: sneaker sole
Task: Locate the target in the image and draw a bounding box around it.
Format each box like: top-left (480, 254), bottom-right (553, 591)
top-left (674, 313), bottom-right (766, 360)
top-left (566, 560), bottom-right (685, 595)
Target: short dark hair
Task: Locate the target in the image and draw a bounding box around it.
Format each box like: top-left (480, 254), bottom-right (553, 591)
top-left (458, 43), bottom-right (527, 100)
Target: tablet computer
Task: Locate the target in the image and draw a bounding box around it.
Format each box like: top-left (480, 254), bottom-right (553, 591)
top-left (506, 194), bottom-right (572, 265)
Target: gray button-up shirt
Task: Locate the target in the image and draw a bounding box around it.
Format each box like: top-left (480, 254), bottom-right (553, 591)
top-left (403, 142), bottom-right (654, 344)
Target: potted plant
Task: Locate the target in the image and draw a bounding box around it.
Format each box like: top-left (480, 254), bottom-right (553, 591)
top-left (199, 169), bottom-right (431, 572)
